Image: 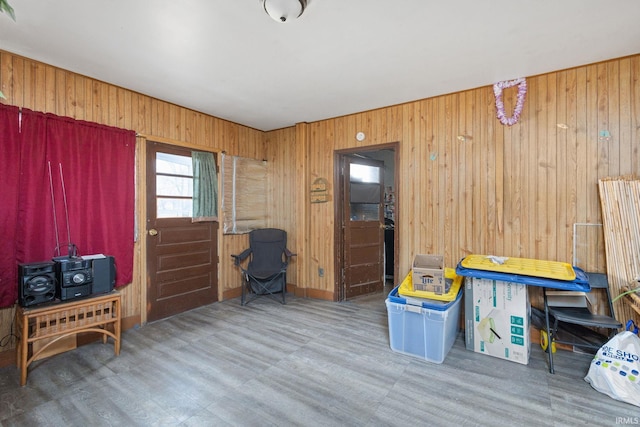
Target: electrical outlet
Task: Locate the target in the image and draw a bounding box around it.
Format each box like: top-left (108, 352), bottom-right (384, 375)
top-left (318, 267), bottom-right (324, 277)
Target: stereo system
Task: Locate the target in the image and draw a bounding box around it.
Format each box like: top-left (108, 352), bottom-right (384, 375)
top-left (55, 258), bottom-right (93, 301)
top-left (18, 255), bottom-right (116, 307)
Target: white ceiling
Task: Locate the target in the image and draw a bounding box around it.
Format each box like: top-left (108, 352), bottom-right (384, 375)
top-left (1, 0), bottom-right (639, 131)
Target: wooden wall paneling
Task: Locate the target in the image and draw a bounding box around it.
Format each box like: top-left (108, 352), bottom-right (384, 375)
top-left (55, 68), bottom-right (67, 117)
top-left (415, 99), bottom-right (426, 261)
top-left (130, 136), bottom-right (147, 325)
top-left (286, 126), bottom-right (298, 271)
top-left (512, 108), bottom-right (525, 257)
top-left (564, 69), bottom-right (578, 263)
top-left (65, 69), bottom-right (76, 119)
top-left (361, 110), bottom-right (372, 146)
top-left (470, 90), bottom-right (481, 257)
top-left (579, 63), bottom-right (608, 272)
top-left (452, 92), bottom-right (464, 261)
top-left (73, 73), bottom-right (85, 121)
top-left (607, 61), bottom-right (621, 177)
top-left (501, 98), bottom-right (515, 257)
top-left (369, 109), bottom-right (379, 142)
top-left (487, 86), bottom-right (499, 257)
top-left (522, 78), bottom-right (535, 262)
top-left (100, 80), bottom-right (112, 125)
top-left (556, 70), bottom-right (570, 264)
top-left (32, 62), bottom-right (45, 112)
top-left (586, 64), bottom-right (603, 267)
top-left (574, 66), bottom-right (587, 224)
top-left (153, 98), bottom-right (165, 137)
top-left (121, 88), bottom-right (132, 130)
top-left (492, 85), bottom-right (502, 255)
top-left (406, 101), bottom-right (418, 256)
top-left (534, 74), bottom-right (547, 259)
top-left (323, 121), bottom-right (335, 290)
top-left (12, 56), bottom-right (24, 107)
top-left (221, 120), bottom-right (237, 155)
top-left (43, 64), bottom-right (55, 113)
top-left (134, 93), bottom-right (147, 135)
top-left (374, 108), bottom-right (386, 143)
top-left (0, 53), bottom-right (10, 100)
top-left (400, 102), bottom-right (415, 274)
top-left (597, 63), bottom-right (610, 180)
top-left (461, 90), bottom-right (474, 258)
top-left (433, 96), bottom-right (443, 255)
top-left (171, 104), bottom-right (181, 141)
top-left (86, 77), bottom-right (96, 122)
top-left (265, 126), bottom-right (298, 288)
top-left (387, 105), bottom-right (399, 141)
top-left (632, 57), bottom-right (640, 175)
top-left (344, 114), bottom-right (357, 151)
top-left (354, 112), bottom-right (365, 147)
top-left (549, 73), bottom-right (560, 260)
top-left (183, 109), bottom-right (194, 143)
top-left (618, 58), bottom-right (632, 175)
top-left (294, 122), bottom-right (310, 297)
top-left (442, 94), bottom-right (453, 262)
top-left (438, 95), bottom-right (453, 255)
top-left (468, 90), bottom-right (478, 257)
top-left (159, 99), bottom-right (171, 138)
top-left (417, 99), bottom-right (429, 255)
top-left (477, 89), bottom-right (488, 255)
top-left (325, 119), bottom-right (335, 290)
top-left (307, 121), bottom-right (327, 291)
top-left (106, 84), bottom-right (116, 125)
top-left (575, 65), bottom-right (590, 258)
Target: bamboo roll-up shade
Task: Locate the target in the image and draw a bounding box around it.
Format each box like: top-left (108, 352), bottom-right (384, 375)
top-left (221, 154), bottom-right (268, 234)
top-left (598, 176), bottom-right (640, 324)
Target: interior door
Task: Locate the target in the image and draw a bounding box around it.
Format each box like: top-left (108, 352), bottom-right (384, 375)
top-left (342, 157), bottom-right (385, 299)
top-left (146, 142), bottom-right (218, 322)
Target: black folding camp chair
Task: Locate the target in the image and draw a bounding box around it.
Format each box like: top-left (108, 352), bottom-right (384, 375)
top-left (542, 272), bottom-right (622, 374)
top-left (231, 228), bottom-right (295, 306)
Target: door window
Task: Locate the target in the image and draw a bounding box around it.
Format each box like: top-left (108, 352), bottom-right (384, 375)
top-left (156, 152), bottom-right (193, 218)
top-left (349, 163), bottom-right (381, 221)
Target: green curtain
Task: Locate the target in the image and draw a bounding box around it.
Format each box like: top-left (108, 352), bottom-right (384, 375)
top-left (192, 151), bottom-right (218, 222)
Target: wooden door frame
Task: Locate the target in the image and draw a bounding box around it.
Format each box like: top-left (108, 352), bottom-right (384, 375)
top-left (333, 142), bottom-right (399, 301)
top-left (137, 134), bottom-right (222, 325)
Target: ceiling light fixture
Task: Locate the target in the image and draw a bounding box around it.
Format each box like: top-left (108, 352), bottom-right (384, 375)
top-left (262, 0), bottom-right (307, 23)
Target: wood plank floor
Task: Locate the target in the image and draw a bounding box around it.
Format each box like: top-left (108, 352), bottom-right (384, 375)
top-left (0, 289), bottom-right (636, 426)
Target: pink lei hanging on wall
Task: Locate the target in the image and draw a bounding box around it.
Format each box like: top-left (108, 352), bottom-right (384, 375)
top-left (493, 77), bottom-right (527, 126)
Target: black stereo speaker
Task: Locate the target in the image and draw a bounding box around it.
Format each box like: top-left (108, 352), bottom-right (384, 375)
top-left (92, 256), bottom-right (116, 295)
top-left (18, 262), bottom-right (57, 307)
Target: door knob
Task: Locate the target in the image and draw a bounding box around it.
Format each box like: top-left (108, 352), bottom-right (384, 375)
top-left (148, 229), bottom-right (158, 236)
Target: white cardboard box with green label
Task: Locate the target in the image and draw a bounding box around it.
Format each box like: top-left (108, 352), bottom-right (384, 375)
top-left (464, 276), bottom-right (531, 365)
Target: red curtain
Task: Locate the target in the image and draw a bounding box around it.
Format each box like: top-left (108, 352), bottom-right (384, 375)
top-left (0, 105), bottom-right (22, 307)
top-left (0, 105), bottom-right (136, 308)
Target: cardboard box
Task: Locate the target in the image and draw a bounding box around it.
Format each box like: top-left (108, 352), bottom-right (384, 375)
top-left (464, 276), bottom-right (530, 365)
top-left (412, 254), bottom-right (445, 294)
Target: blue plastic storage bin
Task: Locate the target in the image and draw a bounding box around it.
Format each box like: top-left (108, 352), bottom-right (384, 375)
top-left (385, 286), bottom-right (462, 363)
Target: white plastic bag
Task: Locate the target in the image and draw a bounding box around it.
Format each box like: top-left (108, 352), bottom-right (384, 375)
top-left (584, 331), bottom-right (640, 407)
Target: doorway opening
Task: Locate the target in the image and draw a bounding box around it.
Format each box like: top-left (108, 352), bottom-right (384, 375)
top-left (334, 143), bottom-right (398, 301)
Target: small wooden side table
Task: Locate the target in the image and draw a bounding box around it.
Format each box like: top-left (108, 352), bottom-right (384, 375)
top-left (15, 291), bottom-right (121, 386)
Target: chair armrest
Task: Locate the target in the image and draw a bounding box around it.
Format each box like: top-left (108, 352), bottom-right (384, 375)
top-left (231, 248), bottom-right (252, 266)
